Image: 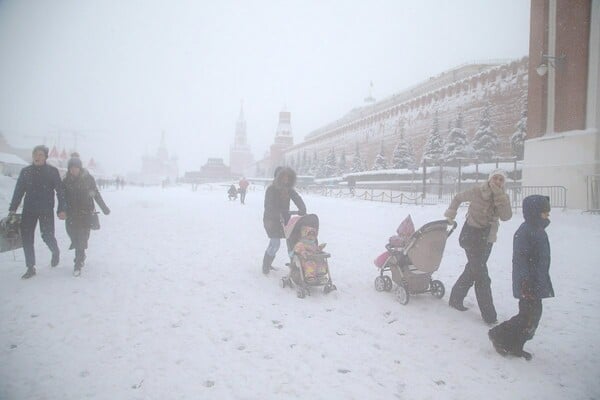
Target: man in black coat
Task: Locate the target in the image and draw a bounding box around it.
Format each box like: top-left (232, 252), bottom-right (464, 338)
top-left (262, 166), bottom-right (306, 274)
top-left (63, 155), bottom-right (110, 275)
top-left (9, 145), bottom-right (66, 279)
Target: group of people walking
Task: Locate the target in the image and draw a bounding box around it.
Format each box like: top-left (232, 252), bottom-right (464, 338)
top-left (8, 145), bottom-right (110, 278)
top-left (261, 166), bottom-right (553, 360)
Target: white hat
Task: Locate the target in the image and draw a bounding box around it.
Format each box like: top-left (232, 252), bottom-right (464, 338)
top-left (488, 168), bottom-right (507, 181)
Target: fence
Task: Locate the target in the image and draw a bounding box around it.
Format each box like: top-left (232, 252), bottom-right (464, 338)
top-left (306, 184), bottom-right (568, 209)
top-left (586, 175), bottom-right (600, 213)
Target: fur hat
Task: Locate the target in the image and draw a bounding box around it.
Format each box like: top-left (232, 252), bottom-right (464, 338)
top-left (68, 156), bottom-right (83, 169)
top-left (32, 145), bottom-right (49, 158)
top-left (488, 168), bottom-right (507, 182)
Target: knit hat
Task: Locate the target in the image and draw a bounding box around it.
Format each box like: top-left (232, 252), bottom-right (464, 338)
top-left (68, 156), bottom-right (83, 169)
top-left (32, 145), bottom-right (49, 158)
top-left (488, 168), bottom-right (507, 182)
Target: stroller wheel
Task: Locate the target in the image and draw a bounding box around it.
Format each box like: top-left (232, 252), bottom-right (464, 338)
top-left (297, 288), bottom-right (306, 299)
top-left (374, 276), bottom-right (386, 292)
top-left (396, 284), bottom-right (409, 305)
top-left (383, 276), bottom-right (393, 292)
top-left (430, 280), bottom-right (445, 299)
top-left (323, 283), bottom-right (337, 294)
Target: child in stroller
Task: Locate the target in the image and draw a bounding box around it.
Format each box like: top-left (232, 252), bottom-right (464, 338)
top-left (281, 213), bottom-right (337, 298)
top-left (373, 215), bottom-right (457, 304)
top-left (227, 184), bottom-right (238, 200)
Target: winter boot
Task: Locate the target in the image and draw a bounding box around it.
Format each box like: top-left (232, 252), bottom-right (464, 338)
top-left (262, 253), bottom-right (275, 275)
top-left (51, 251), bottom-right (60, 267)
top-left (449, 299), bottom-right (468, 311)
top-left (488, 329), bottom-right (509, 356)
top-left (21, 267), bottom-right (36, 279)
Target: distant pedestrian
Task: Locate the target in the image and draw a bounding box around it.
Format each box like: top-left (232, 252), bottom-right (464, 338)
top-left (488, 195), bottom-right (553, 360)
top-left (239, 177), bottom-right (249, 204)
top-left (63, 154), bottom-right (111, 275)
top-left (445, 169), bottom-right (512, 324)
top-left (8, 145), bottom-right (66, 279)
top-left (262, 167), bottom-right (306, 274)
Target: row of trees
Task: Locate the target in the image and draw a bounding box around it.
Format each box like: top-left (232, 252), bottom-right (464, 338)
top-left (287, 104), bottom-right (527, 178)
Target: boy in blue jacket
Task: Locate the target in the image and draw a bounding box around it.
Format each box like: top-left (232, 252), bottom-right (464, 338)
top-left (488, 195), bottom-right (553, 360)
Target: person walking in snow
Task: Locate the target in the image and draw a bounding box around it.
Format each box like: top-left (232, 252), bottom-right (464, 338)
top-left (445, 169), bottom-right (512, 324)
top-left (238, 177), bottom-right (249, 204)
top-left (63, 154), bottom-right (111, 275)
top-left (262, 166), bottom-right (306, 275)
top-left (8, 145), bottom-right (66, 279)
top-left (488, 195), bottom-right (553, 360)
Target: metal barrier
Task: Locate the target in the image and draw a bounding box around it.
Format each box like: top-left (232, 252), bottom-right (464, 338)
top-left (585, 175), bottom-right (600, 214)
top-left (306, 184), bottom-right (568, 209)
top-left (508, 186), bottom-right (567, 209)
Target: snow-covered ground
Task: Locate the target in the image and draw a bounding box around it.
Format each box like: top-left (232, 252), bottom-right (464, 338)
top-left (1, 180), bottom-right (599, 399)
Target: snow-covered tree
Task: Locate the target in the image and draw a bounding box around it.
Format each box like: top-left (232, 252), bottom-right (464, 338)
top-left (372, 141), bottom-right (387, 170)
top-left (323, 148), bottom-right (337, 177)
top-left (444, 111), bottom-right (473, 163)
top-left (391, 124), bottom-right (416, 169)
top-left (351, 142), bottom-right (365, 173)
top-left (511, 103), bottom-right (527, 160)
top-left (472, 104), bottom-right (499, 162)
top-left (338, 148), bottom-right (347, 175)
top-left (422, 111), bottom-right (444, 163)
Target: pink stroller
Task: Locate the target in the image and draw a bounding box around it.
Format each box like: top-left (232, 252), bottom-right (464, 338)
top-left (373, 215), bottom-right (457, 305)
top-left (281, 213), bottom-right (337, 298)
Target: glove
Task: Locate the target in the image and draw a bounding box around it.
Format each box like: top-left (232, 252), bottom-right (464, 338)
top-left (102, 207), bottom-right (111, 215)
top-left (489, 182), bottom-right (505, 195)
top-left (446, 216), bottom-right (454, 224)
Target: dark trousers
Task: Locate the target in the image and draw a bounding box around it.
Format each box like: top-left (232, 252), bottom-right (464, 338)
top-left (489, 299), bottom-right (543, 352)
top-left (450, 242), bottom-right (497, 322)
top-left (21, 210), bottom-right (59, 268)
top-left (239, 189), bottom-right (247, 204)
top-left (66, 215), bottom-right (91, 267)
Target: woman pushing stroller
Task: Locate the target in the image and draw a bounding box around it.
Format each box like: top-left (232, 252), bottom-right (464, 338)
top-left (262, 167), bottom-right (306, 275)
top-left (445, 169), bottom-right (512, 324)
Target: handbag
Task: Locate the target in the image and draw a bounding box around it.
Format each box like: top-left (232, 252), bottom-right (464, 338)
top-left (458, 222), bottom-right (489, 249)
top-left (90, 212), bottom-right (100, 230)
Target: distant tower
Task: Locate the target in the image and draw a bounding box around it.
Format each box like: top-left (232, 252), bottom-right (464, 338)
top-left (229, 102), bottom-right (254, 176)
top-left (269, 108), bottom-right (294, 174)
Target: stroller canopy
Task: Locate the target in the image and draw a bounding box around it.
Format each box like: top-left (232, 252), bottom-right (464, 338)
top-left (284, 214), bottom-right (319, 249)
top-left (405, 220), bottom-right (453, 273)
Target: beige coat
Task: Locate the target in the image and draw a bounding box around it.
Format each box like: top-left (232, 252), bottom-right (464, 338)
top-left (444, 183), bottom-right (512, 243)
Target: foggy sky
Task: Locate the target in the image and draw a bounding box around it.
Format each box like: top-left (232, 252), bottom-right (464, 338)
top-left (0, 0), bottom-right (530, 174)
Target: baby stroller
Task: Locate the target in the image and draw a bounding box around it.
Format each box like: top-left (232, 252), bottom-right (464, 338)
top-left (373, 217), bottom-right (457, 305)
top-left (280, 213), bottom-right (337, 298)
top-left (227, 185), bottom-right (238, 200)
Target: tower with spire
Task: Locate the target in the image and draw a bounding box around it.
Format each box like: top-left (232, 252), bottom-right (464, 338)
top-left (269, 107), bottom-right (294, 174)
top-left (229, 103), bottom-right (254, 176)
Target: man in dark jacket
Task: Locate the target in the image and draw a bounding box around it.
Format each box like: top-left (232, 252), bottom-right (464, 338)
top-left (262, 166), bottom-right (306, 274)
top-left (9, 145), bottom-right (66, 279)
top-left (63, 155), bottom-right (110, 275)
top-left (488, 195), bottom-right (553, 360)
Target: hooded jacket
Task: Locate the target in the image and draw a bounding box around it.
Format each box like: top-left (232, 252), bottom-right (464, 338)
top-left (445, 182), bottom-right (512, 243)
top-left (263, 167), bottom-right (306, 238)
top-left (512, 195), bottom-right (554, 299)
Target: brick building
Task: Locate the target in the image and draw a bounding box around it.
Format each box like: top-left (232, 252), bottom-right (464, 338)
top-left (283, 59), bottom-right (529, 173)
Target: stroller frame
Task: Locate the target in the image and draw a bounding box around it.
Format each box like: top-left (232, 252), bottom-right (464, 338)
top-left (374, 220), bottom-right (457, 305)
top-left (280, 214), bottom-right (337, 298)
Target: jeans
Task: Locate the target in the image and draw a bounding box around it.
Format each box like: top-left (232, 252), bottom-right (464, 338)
top-left (21, 210), bottom-right (59, 268)
top-left (265, 238), bottom-right (281, 257)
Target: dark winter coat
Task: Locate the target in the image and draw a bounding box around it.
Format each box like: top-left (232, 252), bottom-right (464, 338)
top-left (512, 195), bottom-right (554, 299)
top-left (263, 167), bottom-right (306, 238)
top-left (63, 169), bottom-right (110, 219)
top-left (9, 163), bottom-right (65, 214)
